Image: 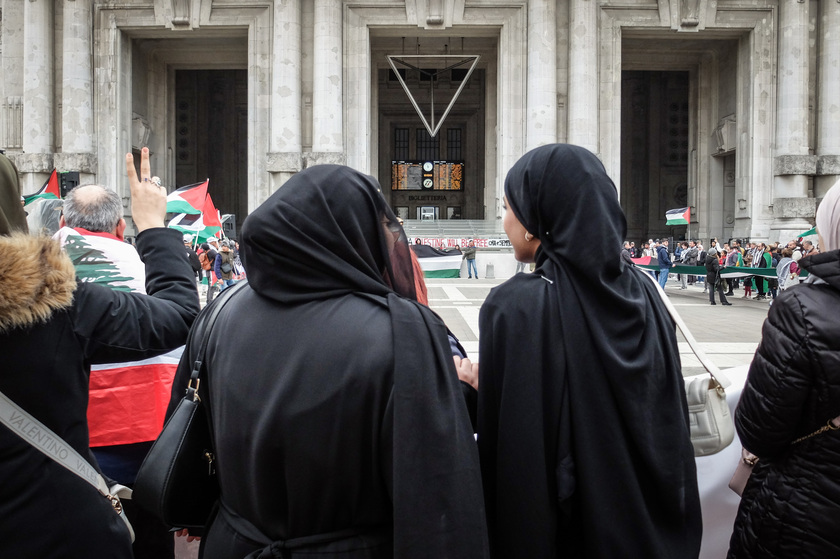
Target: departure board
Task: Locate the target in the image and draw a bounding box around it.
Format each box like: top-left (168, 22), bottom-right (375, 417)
top-left (392, 161), bottom-right (464, 190)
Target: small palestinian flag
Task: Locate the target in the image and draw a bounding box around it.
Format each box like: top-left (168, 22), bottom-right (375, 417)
top-left (665, 207), bottom-right (690, 226)
top-left (166, 179), bottom-right (208, 215)
top-left (24, 169), bottom-right (60, 205)
top-left (798, 226), bottom-right (817, 237)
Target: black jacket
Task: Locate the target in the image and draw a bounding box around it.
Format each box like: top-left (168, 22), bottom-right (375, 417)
top-left (704, 253), bottom-right (721, 284)
top-left (728, 249), bottom-right (840, 558)
top-left (0, 229), bottom-right (199, 558)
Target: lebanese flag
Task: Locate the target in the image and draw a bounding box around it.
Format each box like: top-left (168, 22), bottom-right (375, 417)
top-left (88, 350), bottom-right (182, 446)
top-left (166, 179), bottom-right (208, 214)
top-left (665, 207), bottom-right (691, 225)
top-left (23, 169), bottom-right (60, 205)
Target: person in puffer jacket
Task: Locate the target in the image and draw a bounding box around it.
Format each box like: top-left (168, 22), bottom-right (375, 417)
top-left (728, 178), bottom-right (840, 558)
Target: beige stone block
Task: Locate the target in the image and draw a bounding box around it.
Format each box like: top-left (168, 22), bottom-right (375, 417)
top-left (266, 152), bottom-right (303, 173)
top-left (772, 197), bottom-right (817, 219)
top-left (816, 155), bottom-right (840, 176)
top-left (773, 155), bottom-right (817, 176)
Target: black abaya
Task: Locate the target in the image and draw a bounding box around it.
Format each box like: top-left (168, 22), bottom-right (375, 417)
top-left (477, 144), bottom-right (702, 558)
top-left (168, 165), bottom-right (488, 558)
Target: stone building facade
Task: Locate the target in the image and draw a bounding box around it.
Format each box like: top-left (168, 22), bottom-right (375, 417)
top-left (1, 0), bottom-right (838, 243)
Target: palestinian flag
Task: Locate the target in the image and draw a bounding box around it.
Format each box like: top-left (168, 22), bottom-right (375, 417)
top-left (411, 244), bottom-right (463, 278)
top-left (798, 226), bottom-right (817, 237)
top-left (202, 193), bottom-right (223, 229)
top-left (665, 207), bottom-right (691, 226)
top-left (167, 193), bottom-right (222, 241)
top-left (23, 169), bottom-right (60, 205)
top-left (166, 179), bottom-right (208, 214)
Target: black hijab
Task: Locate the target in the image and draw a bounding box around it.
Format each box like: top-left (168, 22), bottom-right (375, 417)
top-left (241, 165), bottom-right (415, 303)
top-left (233, 165), bottom-right (488, 556)
top-left (0, 154), bottom-right (28, 236)
top-left (479, 144), bottom-right (700, 557)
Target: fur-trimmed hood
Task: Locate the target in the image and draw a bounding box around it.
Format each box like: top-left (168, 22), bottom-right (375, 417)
top-left (0, 234), bottom-right (77, 332)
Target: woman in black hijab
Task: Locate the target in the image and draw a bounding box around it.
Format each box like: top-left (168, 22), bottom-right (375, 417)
top-left (169, 165), bottom-right (488, 558)
top-left (477, 144), bottom-right (701, 558)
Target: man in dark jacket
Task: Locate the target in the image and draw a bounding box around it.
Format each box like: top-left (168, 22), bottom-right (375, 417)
top-left (55, 183), bottom-right (188, 558)
top-left (184, 234), bottom-right (202, 282)
top-left (656, 239), bottom-right (672, 289)
top-left (704, 248), bottom-right (731, 305)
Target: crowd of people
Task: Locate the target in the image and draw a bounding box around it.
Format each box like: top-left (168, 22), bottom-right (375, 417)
top-left (2, 143), bottom-right (840, 559)
top-left (625, 236), bottom-right (814, 305)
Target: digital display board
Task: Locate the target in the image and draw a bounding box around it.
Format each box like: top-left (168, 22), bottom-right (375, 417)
top-left (392, 161), bottom-right (463, 191)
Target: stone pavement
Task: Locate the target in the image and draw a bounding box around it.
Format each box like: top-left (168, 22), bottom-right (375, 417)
top-left (427, 274), bottom-right (771, 376)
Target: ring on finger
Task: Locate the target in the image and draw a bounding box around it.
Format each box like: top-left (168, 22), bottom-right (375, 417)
top-left (142, 178), bottom-right (150, 182)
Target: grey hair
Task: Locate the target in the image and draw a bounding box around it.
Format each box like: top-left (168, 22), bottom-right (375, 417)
top-left (62, 184), bottom-right (123, 233)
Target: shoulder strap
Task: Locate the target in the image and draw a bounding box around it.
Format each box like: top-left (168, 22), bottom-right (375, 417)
top-left (0, 389), bottom-right (134, 540)
top-left (186, 280), bottom-right (249, 401)
top-left (641, 270), bottom-right (731, 390)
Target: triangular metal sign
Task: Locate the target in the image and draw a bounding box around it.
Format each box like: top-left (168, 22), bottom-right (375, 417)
top-left (386, 54), bottom-right (481, 138)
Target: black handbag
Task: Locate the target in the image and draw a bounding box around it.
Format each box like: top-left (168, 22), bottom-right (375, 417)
top-left (133, 281), bottom-right (248, 529)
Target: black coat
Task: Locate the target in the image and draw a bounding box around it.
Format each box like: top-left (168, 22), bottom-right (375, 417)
top-left (0, 228), bottom-right (199, 558)
top-left (171, 165), bottom-right (488, 558)
top-left (479, 145), bottom-right (701, 558)
top-left (728, 249), bottom-right (840, 558)
top-left (705, 253), bottom-right (721, 284)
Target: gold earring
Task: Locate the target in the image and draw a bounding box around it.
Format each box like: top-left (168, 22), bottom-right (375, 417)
top-left (525, 232), bottom-right (533, 242)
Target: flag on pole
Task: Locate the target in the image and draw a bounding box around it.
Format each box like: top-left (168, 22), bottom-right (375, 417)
top-left (23, 169), bottom-right (61, 205)
top-left (167, 192), bottom-right (222, 242)
top-left (798, 226), bottom-right (817, 237)
top-left (201, 193), bottom-right (223, 230)
top-left (166, 180), bottom-right (208, 215)
top-left (665, 207), bottom-right (691, 226)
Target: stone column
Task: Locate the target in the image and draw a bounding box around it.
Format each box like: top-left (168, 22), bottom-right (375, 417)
top-left (21, 0), bottom-right (54, 192)
top-left (772, 0), bottom-right (813, 238)
top-left (59, 0), bottom-right (97, 183)
top-left (310, 0), bottom-right (344, 165)
top-left (567, 0), bottom-right (598, 154)
top-left (815, 0), bottom-right (840, 198)
top-left (268, 0), bottom-right (303, 189)
top-left (526, 0), bottom-right (557, 150)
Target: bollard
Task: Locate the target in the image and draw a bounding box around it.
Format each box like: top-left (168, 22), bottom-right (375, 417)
top-left (485, 262), bottom-right (495, 279)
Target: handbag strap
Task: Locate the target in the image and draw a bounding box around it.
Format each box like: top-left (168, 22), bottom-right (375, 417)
top-left (186, 280), bottom-right (249, 401)
top-left (0, 390), bottom-right (131, 513)
top-left (642, 271), bottom-right (731, 390)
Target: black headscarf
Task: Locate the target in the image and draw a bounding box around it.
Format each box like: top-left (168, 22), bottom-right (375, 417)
top-left (0, 154), bottom-right (28, 236)
top-left (479, 144), bottom-right (701, 557)
top-left (229, 165), bottom-right (487, 556)
top-left (241, 165), bottom-right (415, 304)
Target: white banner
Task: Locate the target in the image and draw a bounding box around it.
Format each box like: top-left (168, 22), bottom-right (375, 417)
top-left (410, 237), bottom-right (512, 249)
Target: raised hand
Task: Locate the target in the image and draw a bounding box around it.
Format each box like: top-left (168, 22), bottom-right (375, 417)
top-left (126, 147), bottom-right (166, 232)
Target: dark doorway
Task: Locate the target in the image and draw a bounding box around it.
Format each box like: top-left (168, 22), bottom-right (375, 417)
top-left (175, 70), bottom-right (247, 234)
top-left (378, 67), bottom-right (485, 220)
top-left (620, 71), bottom-right (690, 243)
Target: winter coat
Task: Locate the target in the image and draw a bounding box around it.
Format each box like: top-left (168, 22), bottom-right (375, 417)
top-left (728, 249), bottom-right (840, 558)
top-left (657, 245), bottom-right (672, 268)
top-left (0, 229), bottom-right (199, 558)
top-left (462, 246), bottom-right (477, 260)
top-left (704, 253), bottom-right (721, 285)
